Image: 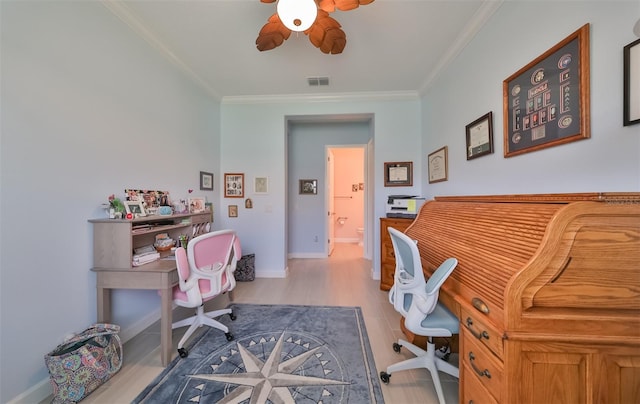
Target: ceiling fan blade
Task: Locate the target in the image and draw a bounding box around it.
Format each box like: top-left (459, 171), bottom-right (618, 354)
top-left (319, 27), bottom-right (346, 54)
top-left (256, 13), bottom-right (291, 52)
top-left (317, 0), bottom-right (335, 13)
top-left (306, 10), bottom-right (340, 47)
top-left (333, 0), bottom-right (360, 11)
top-left (256, 33), bottom-right (286, 51)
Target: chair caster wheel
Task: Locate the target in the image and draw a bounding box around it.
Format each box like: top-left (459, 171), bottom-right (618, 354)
top-left (178, 348), bottom-right (188, 358)
top-left (380, 371), bottom-right (391, 384)
top-left (225, 332), bottom-right (234, 341)
top-left (229, 312), bottom-right (236, 321)
top-left (392, 342), bottom-right (402, 353)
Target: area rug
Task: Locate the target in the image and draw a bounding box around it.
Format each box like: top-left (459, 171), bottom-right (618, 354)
top-left (133, 304), bottom-right (385, 403)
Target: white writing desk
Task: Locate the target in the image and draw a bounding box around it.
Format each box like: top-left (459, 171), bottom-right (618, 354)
top-left (92, 260), bottom-right (178, 366)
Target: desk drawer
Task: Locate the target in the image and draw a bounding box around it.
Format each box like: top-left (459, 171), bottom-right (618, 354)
top-left (462, 328), bottom-right (503, 402)
top-left (461, 306), bottom-right (503, 358)
top-left (461, 362), bottom-right (499, 404)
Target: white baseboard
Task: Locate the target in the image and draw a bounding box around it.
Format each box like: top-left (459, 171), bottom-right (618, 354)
top-left (287, 252), bottom-right (327, 259)
top-left (335, 238), bottom-right (359, 243)
top-left (8, 378), bottom-right (51, 404)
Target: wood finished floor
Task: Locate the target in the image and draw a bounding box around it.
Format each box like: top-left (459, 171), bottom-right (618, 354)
top-left (44, 243), bottom-right (458, 403)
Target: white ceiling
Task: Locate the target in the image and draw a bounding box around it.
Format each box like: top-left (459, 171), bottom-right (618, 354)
top-left (104, 0), bottom-right (503, 99)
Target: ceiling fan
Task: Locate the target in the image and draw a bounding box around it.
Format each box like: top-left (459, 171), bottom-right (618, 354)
top-left (256, 0), bottom-right (374, 55)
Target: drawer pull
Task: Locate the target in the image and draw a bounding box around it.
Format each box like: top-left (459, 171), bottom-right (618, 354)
top-left (466, 317), bottom-right (490, 341)
top-left (468, 352), bottom-right (492, 379)
top-left (471, 297), bottom-right (490, 314)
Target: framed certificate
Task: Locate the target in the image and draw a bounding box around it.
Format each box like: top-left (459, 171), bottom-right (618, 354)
top-left (428, 146), bottom-right (448, 184)
top-left (624, 38), bottom-right (640, 126)
top-left (465, 112), bottom-right (494, 160)
top-left (384, 162), bottom-right (413, 187)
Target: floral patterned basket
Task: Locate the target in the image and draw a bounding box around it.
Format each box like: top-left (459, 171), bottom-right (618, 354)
top-left (44, 323), bottom-right (122, 403)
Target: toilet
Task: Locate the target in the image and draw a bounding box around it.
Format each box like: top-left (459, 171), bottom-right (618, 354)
top-left (356, 227), bottom-right (364, 246)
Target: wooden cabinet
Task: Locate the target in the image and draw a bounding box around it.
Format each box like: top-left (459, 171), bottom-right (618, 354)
top-left (379, 217), bottom-right (413, 291)
top-left (89, 212), bottom-right (212, 269)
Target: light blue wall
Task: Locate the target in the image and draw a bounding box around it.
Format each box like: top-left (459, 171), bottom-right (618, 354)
top-left (219, 99), bottom-right (422, 277)
top-left (421, 1), bottom-right (640, 197)
top-left (0, 2), bottom-right (220, 401)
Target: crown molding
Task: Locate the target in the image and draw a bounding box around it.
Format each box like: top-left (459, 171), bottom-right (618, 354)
top-left (419, 0), bottom-right (504, 95)
top-left (221, 90), bottom-right (419, 105)
top-left (101, 0), bottom-right (221, 100)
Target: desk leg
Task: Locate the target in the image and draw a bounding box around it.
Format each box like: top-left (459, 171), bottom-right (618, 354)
top-left (96, 285), bottom-right (112, 323)
top-left (160, 285), bottom-right (173, 366)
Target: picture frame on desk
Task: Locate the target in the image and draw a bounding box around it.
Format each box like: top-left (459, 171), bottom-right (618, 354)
top-left (124, 200), bottom-right (146, 217)
top-left (188, 197), bottom-right (206, 213)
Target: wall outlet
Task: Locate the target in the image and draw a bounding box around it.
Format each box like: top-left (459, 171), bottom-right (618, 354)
top-left (314, 235), bottom-right (318, 242)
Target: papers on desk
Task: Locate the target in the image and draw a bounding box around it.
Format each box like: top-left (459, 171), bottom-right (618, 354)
top-left (132, 251), bottom-right (160, 266)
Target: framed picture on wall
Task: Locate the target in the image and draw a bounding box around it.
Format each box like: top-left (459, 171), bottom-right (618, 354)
top-left (299, 179), bottom-right (317, 195)
top-left (624, 38), bottom-right (640, 126)
top-left (254, 176), bottom-right (269, 194)
top-left (224, 173), bottom-right (244, 198)
top-left (384, 162), bottom-right (413, 187)
top-left (200, 171), bottom-right (213, 191)
top-left (465, 112), bottom-right (494, 160)
top-left (503, 24), bottom-right (590, 157)
top-left (428, 146), bottom-right (448, 183)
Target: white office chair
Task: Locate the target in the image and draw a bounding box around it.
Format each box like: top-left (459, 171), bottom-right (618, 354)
top-left (380, 227), bottom-right (459, 404)
top-left (172, 229), bottom-right (241, 358)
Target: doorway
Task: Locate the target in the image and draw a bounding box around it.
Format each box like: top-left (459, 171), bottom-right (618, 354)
top-left (326, 146), bottom-right (366, 258)
top-left (285, 114), bottom-right (374, 262)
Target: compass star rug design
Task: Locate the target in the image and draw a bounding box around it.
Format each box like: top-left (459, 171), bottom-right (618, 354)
top-left (133, 304), bottom-right (385, 404)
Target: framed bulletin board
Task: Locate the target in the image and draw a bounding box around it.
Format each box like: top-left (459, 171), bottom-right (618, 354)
top-left (503, 24), bottom-right (590, 157)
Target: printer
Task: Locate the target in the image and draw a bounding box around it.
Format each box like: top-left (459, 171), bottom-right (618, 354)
top-left (386, 195), bottom-right (426, 218)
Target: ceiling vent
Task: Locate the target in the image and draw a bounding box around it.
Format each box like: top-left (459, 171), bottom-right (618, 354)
top-left (307, 77), bottom-right (329, 86)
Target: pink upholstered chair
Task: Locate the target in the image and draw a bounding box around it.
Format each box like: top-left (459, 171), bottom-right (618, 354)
top-left (172, 229), bottom-right (241, 358)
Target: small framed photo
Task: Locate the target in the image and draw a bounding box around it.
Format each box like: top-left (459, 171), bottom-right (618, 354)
top-left (384, 162), bottom-right (413, 187)
top-left (466, 112), bottom-right (494, 160)
top-left (188, 197), bottom-right (206, 213)
top-left (228, 205), bottom-right (238, 217)
top-left (254, 176), bottom-right (269, 194)
top-left (224, 173), bottom-right (244, 198)
top-left (200, 171), bottom-right (213, 191)
top-left (299, 179), bottom-right (317, 195)
top-left (428, 146), bottom-right (448, 184)
top-left (624, 38), bottom-right (640, 126)
top-left (124, 200), bottom-right (146, 217)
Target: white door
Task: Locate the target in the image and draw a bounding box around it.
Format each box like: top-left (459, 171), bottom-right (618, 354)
top-left (327, 149), bottom-right (335, 256)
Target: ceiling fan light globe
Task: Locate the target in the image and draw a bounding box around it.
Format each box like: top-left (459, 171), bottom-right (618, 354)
top-left (277, 0), bottom-right (318, 32)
